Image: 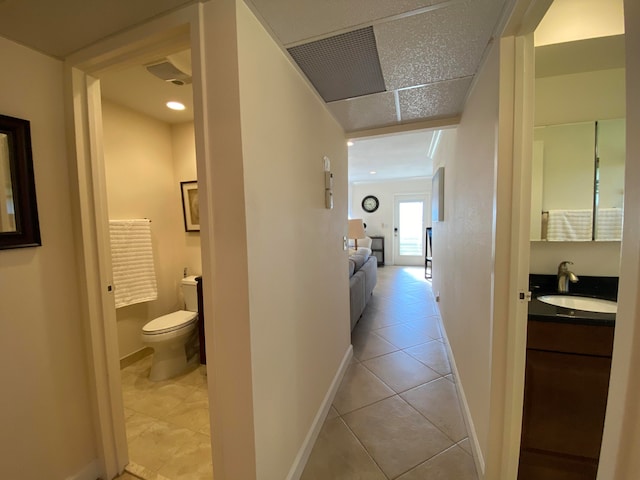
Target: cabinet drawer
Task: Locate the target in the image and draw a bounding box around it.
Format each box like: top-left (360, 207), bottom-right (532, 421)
top-left (527, 321), bottom-right (614, 357)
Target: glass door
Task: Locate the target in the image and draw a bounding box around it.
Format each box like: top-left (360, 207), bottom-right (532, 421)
top-left (393, 194), bottom-right (429, 265)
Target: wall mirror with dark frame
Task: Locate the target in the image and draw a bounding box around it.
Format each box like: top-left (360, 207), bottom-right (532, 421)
top-left (0, 114), bottom-right (41, 249)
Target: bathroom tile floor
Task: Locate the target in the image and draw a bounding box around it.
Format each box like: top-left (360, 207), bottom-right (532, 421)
top-left (120, 355), bottom-right (212, 480)
top-left (301, 266), bottom-right (478, 480)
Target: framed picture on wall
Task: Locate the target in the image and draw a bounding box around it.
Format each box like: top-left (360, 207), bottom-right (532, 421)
top-left (432, 167), bottom-right (445, 222)
top-left (180, 180), bottom-right (200, 232)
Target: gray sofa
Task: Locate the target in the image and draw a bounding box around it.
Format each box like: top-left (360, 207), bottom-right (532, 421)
top-left (348, 250), bottom-right (377, 330)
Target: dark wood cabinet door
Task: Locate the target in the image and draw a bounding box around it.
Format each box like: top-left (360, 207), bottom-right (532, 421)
top-left (519, 349), bottom-right (611, 480)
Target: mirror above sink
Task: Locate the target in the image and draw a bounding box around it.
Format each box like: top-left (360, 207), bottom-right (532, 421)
top-left (530, 118), bottom-right (625, 242)
top-left (530, 34), bottom-right (626, 243)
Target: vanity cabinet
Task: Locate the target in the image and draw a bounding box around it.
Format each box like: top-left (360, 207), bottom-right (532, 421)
top-left (518, 320), bottom-right (614, 480)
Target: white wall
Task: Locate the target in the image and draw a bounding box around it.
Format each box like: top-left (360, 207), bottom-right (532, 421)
top-left (171, 122), bottom-right (202, 276)
top-left (530, 66), bottom-right (625, 275)
top-left (197, 1), bottom-right (350, 478)
top-left (530, 241), bottom-right (621, 276)
top-left (351, 178), bottom-right (431, 265)
top-left (432, 42), bottom-right (500, 461)
top-left (535, 68), bottom-right (625, 126)
top-left (0, 36), bottom-right (97, 479)
top-left (432, 127), bottom-right (457, 172)
top-left (102, 101), bottom-right (199, 358)
top-left (433, 39), bottom-right (499, 460)
top-left (236, 3), bottom-right (350, 479)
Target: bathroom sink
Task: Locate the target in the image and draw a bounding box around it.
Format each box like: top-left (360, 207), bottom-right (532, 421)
top-left (537, 295), bottom-right (617, 314)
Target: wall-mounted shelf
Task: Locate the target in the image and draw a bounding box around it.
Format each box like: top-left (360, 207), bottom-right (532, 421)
top-left (370, 236), bottom-right (385, 266)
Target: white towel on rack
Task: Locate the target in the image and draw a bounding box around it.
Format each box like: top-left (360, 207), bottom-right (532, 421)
top-left (596, 208), bottom-right (623, 241)
top-left (546, 209), bottom-right (592, 241)
top-left (109, 219), bottom-right (158, 308)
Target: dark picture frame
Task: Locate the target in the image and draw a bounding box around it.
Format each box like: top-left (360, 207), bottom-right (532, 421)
top-left (180, 180), bottom-right (200, 232)
top-left (0, 114), bottom-right (41, 249)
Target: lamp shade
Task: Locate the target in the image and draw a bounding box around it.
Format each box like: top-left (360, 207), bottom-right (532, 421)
top-left (348, 219), bottom-right (366, 239)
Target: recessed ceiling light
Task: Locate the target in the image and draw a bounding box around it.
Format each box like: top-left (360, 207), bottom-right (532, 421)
top-left (370, 171), bottom-right (377, 175)
top-left (347, 141), bottom-right (354, 146)
top-left (166, 101), bottom-right (186, 111)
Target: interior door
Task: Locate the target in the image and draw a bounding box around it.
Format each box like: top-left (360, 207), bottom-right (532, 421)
top-left (393, 194), bottom-right (430, 265)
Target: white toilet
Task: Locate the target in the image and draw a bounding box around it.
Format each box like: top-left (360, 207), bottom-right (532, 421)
top-left (142, 275), bottom-right (199, 381)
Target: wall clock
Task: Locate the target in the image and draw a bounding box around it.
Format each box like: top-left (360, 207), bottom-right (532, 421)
top-left (362, 195), bottom-right (379, 213)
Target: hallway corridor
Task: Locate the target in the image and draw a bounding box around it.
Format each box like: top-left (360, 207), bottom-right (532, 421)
top-left (301, 266), bottom-right (478, 479)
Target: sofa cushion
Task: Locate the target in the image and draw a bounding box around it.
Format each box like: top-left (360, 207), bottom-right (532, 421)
top-left (349, 271), bottom-right (366, 331)
top-left (351, 254), bottom-right (366, 271)
top-left (348, 259), bottom-right (356, 277)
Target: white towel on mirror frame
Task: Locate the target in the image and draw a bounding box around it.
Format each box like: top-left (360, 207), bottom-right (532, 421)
top-left (546, 209), bottom-right (592, 241)
top-left (109, 219), bottom-right (158, 308)
top-left (595, 208), bottom-right (623, 241)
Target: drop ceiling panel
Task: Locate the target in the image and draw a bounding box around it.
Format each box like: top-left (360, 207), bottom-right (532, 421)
top-left (327, 92), bottom-right (398, 132)
top-left (247, 0), bottom-right (447, 46)
top-left (398, 77), bottom-right (472, 121)
top-left (287, 27), bottom-right (386, 102)
top-left (375, 0), bottom-right (504, 90)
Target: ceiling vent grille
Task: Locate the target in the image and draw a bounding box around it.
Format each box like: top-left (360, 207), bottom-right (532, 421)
top-left (287, 27), bottom-right (386, 103)
top-left (145, 60), bottom-right (192, 86)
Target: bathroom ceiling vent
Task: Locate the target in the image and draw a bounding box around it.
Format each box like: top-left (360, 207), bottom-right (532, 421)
top-left (145, 59), bottom-right (192, 86)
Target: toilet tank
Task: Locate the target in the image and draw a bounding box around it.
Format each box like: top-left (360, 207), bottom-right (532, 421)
top-left (181, 275), bottom-right (199, 312)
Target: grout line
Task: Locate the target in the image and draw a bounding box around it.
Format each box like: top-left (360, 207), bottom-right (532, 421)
top-left (337, 416), bottom-right (392, 480)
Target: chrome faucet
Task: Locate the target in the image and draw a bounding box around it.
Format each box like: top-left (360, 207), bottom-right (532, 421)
top-left (557, 261), bottom-right (579, 293)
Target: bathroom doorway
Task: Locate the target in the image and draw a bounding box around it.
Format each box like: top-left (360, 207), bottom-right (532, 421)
top-left (490, 0), bottom-right (634, 477)
top-left (519, 1), bottom-right (626, 478)
top-left (65, 8), bottom-right (216, 479)
top-left (98, 47), bottom-right (210, 478)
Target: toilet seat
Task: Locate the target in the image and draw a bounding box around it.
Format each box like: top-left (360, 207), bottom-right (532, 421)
top-left (142, 310), bottom-right (197, 335)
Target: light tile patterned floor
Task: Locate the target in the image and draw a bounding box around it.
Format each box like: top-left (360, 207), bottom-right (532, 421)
top-left (120, 356), bottom-right (212, 480)
top-left (301, 266), bottom-right (478, 480)
top-left (120, 266), bottom-right (475, 480)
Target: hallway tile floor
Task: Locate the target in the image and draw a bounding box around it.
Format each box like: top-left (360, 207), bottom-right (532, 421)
top-left (301, 266), bottom-right (478, 480)
top-left (120, 355), bottom-right (212, 480)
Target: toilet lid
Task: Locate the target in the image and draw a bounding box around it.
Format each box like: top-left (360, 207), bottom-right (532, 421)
top-left (143, 310), bottom-right (198, 335)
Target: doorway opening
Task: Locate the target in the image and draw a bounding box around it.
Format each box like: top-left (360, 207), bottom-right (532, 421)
top-left (517, 0), bottom-right (626, 477)
top-left (347, 128), bottom-right (449, 266)
top-left (65, 11), bottom-right (217, 479)
top-left (98, 47), bottom-right (210, 478)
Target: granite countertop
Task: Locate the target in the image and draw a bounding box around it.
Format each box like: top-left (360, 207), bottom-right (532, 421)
top-left (528, 274), bottom-right (618, 327)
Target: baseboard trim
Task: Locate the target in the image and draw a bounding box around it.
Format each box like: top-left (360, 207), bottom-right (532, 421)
top-left (285, 344), bottom-right (353, 480)
top-left (119, 347), bottom-right (153, 369)
top-left (65, 460), bottom-right (100, 480)
top-left (439, 321), bottom-right (486, 477)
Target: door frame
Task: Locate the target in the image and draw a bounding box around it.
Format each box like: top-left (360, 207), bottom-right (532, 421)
top-left (64, 6), bottom-right (203, 479)
top-left (491, 0), bottom-right (639, 477)
top-left (483, 1), bottom-right (550, 477)
top-left (392, 193), bottom-right (430, 266)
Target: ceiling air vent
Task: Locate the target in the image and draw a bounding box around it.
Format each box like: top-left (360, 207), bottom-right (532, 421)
top-left (287, 26), bottom-right (386, 103)
top-left (145, 59), bottom-right (192, 86)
